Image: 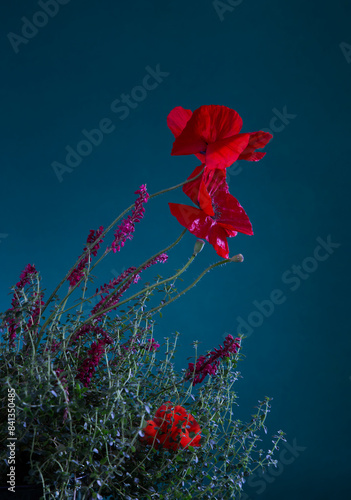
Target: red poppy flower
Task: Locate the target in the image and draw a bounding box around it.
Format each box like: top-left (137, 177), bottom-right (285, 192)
top-left (169, 166), bottom-right (253, 259)
top-left (139, 401), bottom-right (201, 451)
top-left (167, 105), bottom-right (272, 169)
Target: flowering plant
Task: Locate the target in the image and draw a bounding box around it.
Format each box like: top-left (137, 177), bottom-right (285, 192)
top-left (0, 105), bottom-right (285, 500)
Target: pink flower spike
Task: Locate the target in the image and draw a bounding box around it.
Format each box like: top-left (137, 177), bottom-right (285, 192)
top-left (5, 264), bottom-right (44, 346)
top-left (144, 338), bottom-right (160, 352)
top-left (109, 185), bottom-right (149, 253)
top-left (91, 254), bottom-right (168, 322)
top-left (185, 335), bottom-right (241, 386)
top-left (68, 226), bottom-right (105, 288)
top-left (76, 332), bottom-right (113, 387)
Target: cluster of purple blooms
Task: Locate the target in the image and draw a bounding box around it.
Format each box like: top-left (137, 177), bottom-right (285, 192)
top-left (91, 267), bottom-right (140, 321)
top-left (76, 333), bottom-right (114, 387)
top-left (7, 263), bottom-right (44, 345)
top-left (4, 181), bottom-right (239, 393)
top-left (67, 185), bottom-right (150, 290)
top-left (91, 254), bottom-right (168, 321)
top-left (185, 334), bottom-right (241, 386)
top-left (68, 226), bottom-right (105, 287)
top-left (144, 338), bottom-right (161, 351)
top-left (71, 324), bottom-right (114, 386)
top-left (66, 186), bottom-right (165, 386)
top-left (120, 330), bottom-right (161, 354)
top-left (110, 185), bottom-right (149, 253)
top-left (16, 263), bottom-right (37, 288)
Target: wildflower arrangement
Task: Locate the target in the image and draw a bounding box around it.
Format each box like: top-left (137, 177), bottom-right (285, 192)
top-left (0, 105), bottom-right (286, 500)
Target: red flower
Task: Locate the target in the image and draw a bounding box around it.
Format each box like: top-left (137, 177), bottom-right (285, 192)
top-left (169, 166), bottom-right (253, 259)
top-left (140, 401), bottom-right (201, 451)
top-left (167, 105), bottom-right (272, 169)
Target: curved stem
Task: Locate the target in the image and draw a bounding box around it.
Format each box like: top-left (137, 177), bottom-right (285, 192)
top-left (70, 242), bottom-right (196, 335)
top-left (35, 283), bottom-right (82, 348)
top-left (39, 168), bottom-right (204, 321)
top-left (59, 228), bottom-right (187, 321)
top-left (146, 257), bottom-right (233, 317)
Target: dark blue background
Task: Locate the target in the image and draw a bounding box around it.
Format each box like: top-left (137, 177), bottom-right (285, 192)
top-left (1, 1), bottom-right (350, 498)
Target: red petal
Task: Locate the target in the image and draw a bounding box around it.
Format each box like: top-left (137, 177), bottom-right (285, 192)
top-left (190, 105), bottom-right (243, 143)
top-left (189, 421), bottom-right (201, 435)
top-left (198, 177), bottom-right (214, 216)
top-left (196, 169), bottom-right (229, 217)
top-left (140, 420), bottom-right (159, 445)
top-left (154, 402), bottom-right (173, 425)
top-left (188, 435), bottom-right (201, 447)
top-left (214, 192), bottom-right (253, 236)
top-left (238, 131), bottom-right (273, 161)
top-left (143, 420), bottom-right (157, 435)
top-left (208, 225), bottom-right (230, 259)
top-left (171, 105), bottom-right (243, 157)
top-left (168, 203), bottom-right (214, 238)
top-left (240, 151), bottom-right (266, 161)
top-left (194, 151), bottom-right (207, 163)
top-left (182, 165), bottom-right (204, 205)
top-left (182, 165), bottom-right (216, 216)
top-left (206, 134), bottom-right (250, 169)
top-left (202, 168), bottom-right (229, 199)
top-left (155, 401), bottom-right (173, 414)
top-left (167, 106), bottom-right (193, 138)
top-left (180, 431), bottom-right (192, 449)
top-left (157, 433), bottom-right (174, 450)
top-left (171, 131), bottom-right (207, 156)
top-left (174, 405), bottom-right (188, 416)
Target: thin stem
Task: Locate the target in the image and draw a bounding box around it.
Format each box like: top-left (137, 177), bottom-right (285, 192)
top-left (36, 226), bottom-right (187, 350)
top-left (39, 168), bottom-right (204, 320)
top-left (68, 241), bottom-right (196, 340)
top-left (146, 257), bottom-right (234, 317)
top-left (60, 228), bottom-right (187, 320)
top-left (36, 271), bottom-right (90, 347)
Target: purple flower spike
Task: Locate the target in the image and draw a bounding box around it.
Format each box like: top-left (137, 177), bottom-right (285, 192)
top-left (185, 335), bottom-right (241, 386)
top-left (6, 264), bottom-right (44, 346)
top-left (91, 254), bottom-right (168, 321)
top-left (76, 333), bottom-right (113, 387)
top-left (68, 226), bottom-right (105, 288)
top-left (110, 185), bottom-right (149, 253)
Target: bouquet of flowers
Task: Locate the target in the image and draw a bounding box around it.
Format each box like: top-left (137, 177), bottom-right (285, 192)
top-left (0, 105), bottom-right (286, 500)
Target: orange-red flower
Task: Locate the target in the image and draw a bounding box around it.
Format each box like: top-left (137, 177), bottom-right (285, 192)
top-left (139, 401), bottom-right (201, 451)
top-left (167, 104), bottom-right (272, 170)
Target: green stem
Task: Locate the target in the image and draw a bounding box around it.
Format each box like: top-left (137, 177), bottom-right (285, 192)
top-left (67, 239), bottom-right (196, 340)
top-left (39, 167), bottom-right (204, 321)
top-left (58, 228), bottom-right (187, 321)
top-left (145, 257), bottom-right (233, 317)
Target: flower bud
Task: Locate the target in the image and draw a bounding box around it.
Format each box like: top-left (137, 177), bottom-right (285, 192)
top-left (230, 253), bottom-right (244, 263)
top-left (193, 239), bottom-right (205, 255)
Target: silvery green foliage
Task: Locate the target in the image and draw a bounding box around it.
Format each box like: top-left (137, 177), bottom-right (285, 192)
top-left (0, 278), bottom-right (284, 499)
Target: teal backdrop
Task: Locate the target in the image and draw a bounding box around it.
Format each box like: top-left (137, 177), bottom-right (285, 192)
top-left (1, 0), bottom-right (350, 498)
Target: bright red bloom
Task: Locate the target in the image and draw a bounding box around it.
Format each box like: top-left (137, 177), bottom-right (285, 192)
top-left (167, 105), bottom-right (272, 169)
top-left (139, 401), bottom-right (201, 451)
top-left (169, 166), bottom-right (253, 259)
